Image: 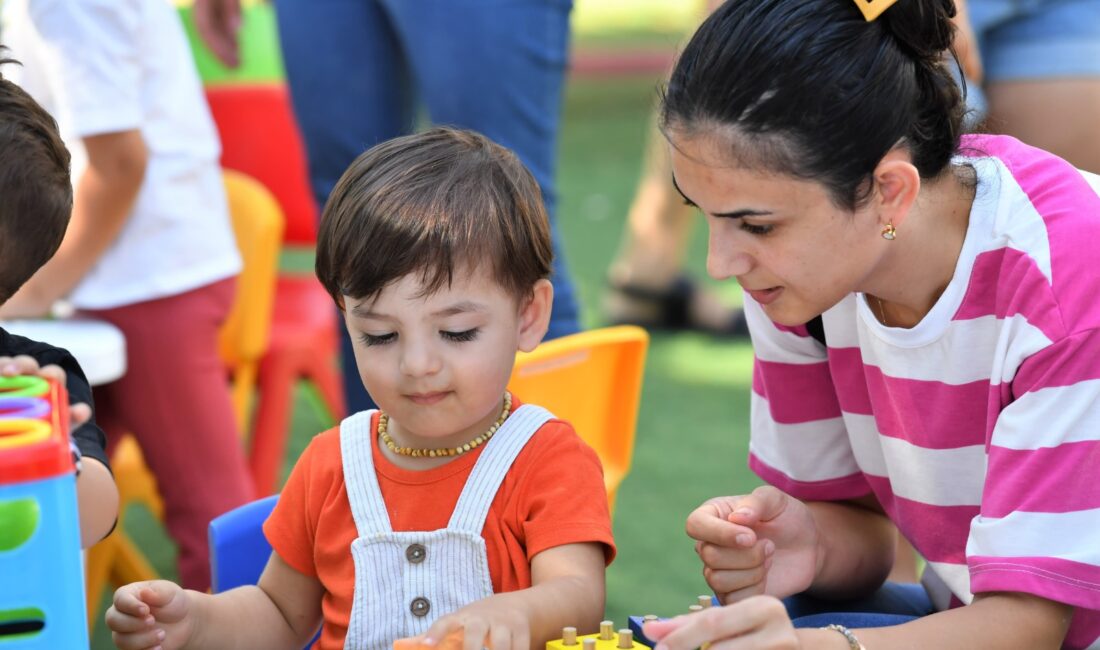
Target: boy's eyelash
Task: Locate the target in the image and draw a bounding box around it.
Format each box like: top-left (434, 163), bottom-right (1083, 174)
top-left (442, 328), bottom-right (480, 343)
top-left (740, 222), bottom-right (774, 236)
top-left (360, 332), bottom-right (396, 346)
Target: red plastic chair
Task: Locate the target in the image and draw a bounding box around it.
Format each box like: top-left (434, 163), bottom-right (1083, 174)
top-left (205, 83), bottom-right (345, 496)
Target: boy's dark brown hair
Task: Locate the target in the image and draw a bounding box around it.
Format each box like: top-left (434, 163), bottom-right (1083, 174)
top-left (0, 57), bottom-right (72, 304)
top-left (316, 127), bottom-right (553, 306)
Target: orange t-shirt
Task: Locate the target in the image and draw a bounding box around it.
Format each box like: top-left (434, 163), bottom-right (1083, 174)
top-left (263, 400), bottom-right (616, 649)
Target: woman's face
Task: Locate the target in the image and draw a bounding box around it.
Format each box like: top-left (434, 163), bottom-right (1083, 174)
top-left (669, 132), bottom-right (886, 326)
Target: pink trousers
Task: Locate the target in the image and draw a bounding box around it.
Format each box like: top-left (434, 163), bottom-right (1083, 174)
top-left (83, 277), bottom-right (253, 590)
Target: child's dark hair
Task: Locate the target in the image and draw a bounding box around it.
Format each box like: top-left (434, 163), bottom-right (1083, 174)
top-left (662, 0), bottom-right (965, 210)
top-left (0, 57), bottom-right (72, 303)
top-left (315, 127), bottom-right (553, 306)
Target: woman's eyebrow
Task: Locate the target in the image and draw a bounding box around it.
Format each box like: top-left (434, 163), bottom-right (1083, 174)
top-left (670, 174), bottom-right (772, 220)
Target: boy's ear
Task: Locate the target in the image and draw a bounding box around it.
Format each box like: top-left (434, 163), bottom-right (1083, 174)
top-left (517, 279), bottom-right (553, 353)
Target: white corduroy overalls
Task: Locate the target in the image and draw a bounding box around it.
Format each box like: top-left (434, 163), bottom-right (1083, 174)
top-left (339, 404), bottom-right (553, 650)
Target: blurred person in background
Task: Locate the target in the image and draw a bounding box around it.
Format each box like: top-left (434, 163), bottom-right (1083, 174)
top-left (1, 0), bottom-right (252, 591)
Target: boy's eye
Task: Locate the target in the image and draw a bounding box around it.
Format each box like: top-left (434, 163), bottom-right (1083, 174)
top-left (739, 221), bottom-right (774, 236)
top-left (441, 328), bottom-right (480, 343)
top-left (360, 332), bottom-right (396, 346)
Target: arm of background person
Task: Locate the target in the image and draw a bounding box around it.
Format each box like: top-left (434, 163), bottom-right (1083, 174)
top-left (193, 0), bottom-right (243, 68)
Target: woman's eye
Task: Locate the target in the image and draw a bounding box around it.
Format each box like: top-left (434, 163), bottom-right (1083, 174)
top-left (360, 332), bottom-right (396, 346)
top-left (441, 328), bottom-right (480, 343)
top-left (740, 221), bottom-right (774, 236)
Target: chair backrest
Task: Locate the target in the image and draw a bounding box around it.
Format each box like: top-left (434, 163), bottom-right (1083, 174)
top-left (507, 325), bottom-right (649, 513)
top-left (218, 170), bottom-right (283, 371)
top-left (205, 83), bottom-right (318, 246)
top-left (208, 493), bottom-right (279, 593)
top-left (209, 494), bottom-right (319, 648)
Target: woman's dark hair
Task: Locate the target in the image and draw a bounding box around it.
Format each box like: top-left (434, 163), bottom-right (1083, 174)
top-left (661, 0), bottom-right (965, 210)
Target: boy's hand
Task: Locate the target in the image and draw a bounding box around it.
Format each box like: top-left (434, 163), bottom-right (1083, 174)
top-left (687, 486), bottom-right (819, 604)
top-left (420, 593), bottom-right (532, 650)
top-left (106, 581), bottom-right (195, 650)
top-left (0, 355), bottom-right (92, 427)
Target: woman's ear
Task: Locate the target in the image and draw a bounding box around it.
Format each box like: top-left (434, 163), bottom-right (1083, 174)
top-left (872, 149), bottom-right (921, 230)
top-left (517, 279), bottom-right (554, 352)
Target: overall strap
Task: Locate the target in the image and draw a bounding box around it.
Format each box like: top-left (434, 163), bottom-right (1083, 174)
top-left (339, 410), bottom-right (393, 536)
top-left (447, 404), bottom-right (554, 533)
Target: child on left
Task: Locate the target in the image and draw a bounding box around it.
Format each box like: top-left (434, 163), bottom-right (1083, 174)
top-left (0, 56), bottom-right (117, 547)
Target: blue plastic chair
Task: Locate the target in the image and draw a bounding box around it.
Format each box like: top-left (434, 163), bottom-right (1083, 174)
top-left (208, 494), bottom-right (320, 648)
top-left (208, 493), bottom-right (279, 593)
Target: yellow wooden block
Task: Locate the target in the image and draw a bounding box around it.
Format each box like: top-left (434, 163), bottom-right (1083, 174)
top-left (547, 621), bottom-right (650, 650)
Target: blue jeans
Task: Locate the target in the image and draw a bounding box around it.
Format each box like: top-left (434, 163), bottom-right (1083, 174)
top-left (273, 0), bottom-right (581, 412)
top-left (784, 582), bottom-right (935, 629)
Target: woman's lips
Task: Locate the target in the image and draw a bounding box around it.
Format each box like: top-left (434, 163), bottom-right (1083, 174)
top-left (746, 287), bottom-right (783, 305)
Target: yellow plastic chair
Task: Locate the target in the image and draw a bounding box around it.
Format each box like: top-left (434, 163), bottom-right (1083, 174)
top-left (507, 325), bottom-right (649, 514)
top-left (84, 170), bottom-right (283, 628)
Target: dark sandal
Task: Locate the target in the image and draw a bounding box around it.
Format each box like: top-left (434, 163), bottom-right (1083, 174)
top-left (605, 275), bottom-right (749, 337)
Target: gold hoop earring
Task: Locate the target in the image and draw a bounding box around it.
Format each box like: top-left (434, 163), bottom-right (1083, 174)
top-left (881, 224), bottom-right (897, 240)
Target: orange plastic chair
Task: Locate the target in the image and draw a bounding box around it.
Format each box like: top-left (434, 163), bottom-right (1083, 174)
top-left (84, 171), bottom-right (284, 629)
top-left (507, 326), bottom-right (649, 513)
top-left (205, 82), bottom-right (345, 496)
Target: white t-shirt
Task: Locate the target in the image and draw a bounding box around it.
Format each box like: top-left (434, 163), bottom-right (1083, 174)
top-left (1, 0), bottom-right (241, 309)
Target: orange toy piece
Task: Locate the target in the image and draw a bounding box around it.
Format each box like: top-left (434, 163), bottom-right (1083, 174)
top-left (393, 629), bottom-right (467, 650)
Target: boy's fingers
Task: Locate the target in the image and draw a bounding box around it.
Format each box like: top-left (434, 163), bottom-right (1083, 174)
top-left (112, 586), bottom-right (152, 617)
top-left (111, 627), bottom-right (166, 650)
top-left (462, 620), bottom-right (489, 650)
top-left (36, 363), bottom-right (67, 382)
top-left (138, 581), bottom-right (180, 608)
top-left (0, 355), bottom-right (40, 375)
top-left (727, 486), bottom-right (788, 526)
top-left (104, 606), bottom-right (154, 633)
top-left (70, 402), bottom-right (92, 426)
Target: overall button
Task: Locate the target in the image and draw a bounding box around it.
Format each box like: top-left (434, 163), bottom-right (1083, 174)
top-left (406, 543), bottom-right (426, 564)
top-left (410, 597), bottom-right (431, 617)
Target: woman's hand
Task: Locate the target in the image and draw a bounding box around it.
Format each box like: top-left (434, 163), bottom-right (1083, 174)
top-left (687, 486), bottom-right (819, 604)
top-left (643, 596), bottom-right (802, 650)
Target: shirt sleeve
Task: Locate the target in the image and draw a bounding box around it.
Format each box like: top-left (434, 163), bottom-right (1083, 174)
top-left (967, 327), bottom-right (1100, 611)
top-left (515, 422), bottom-right (617, 564)
top-left (743, 298), bottom-right (871, 501)
top-left (264, 434), bottom-right (326, 578)
top-left (28, 0), bottom-right (143, 136)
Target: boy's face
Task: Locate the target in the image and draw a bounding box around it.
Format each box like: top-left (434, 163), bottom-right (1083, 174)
top-left (341, 265), bottom-right (551, 450)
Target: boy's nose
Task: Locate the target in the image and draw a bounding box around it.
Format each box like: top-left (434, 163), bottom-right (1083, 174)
top-left (399, 342), bottom-right (442, 377)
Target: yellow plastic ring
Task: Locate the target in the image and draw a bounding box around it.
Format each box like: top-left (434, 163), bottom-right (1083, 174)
top-left (0, 375), bottom-right (49, 398)
top-left (0, 418), bottom-right (51, 449)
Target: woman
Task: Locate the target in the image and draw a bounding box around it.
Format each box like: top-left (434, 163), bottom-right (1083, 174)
top-left (645, 0), bottom-right (1100, 648)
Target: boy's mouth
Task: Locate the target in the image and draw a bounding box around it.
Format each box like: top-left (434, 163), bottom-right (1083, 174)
top-left (0, 607), bottom-right (45, 640)
top-left (406, 392), bottom-right (449, 406)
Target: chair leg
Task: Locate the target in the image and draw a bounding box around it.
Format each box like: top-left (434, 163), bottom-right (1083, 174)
top-left (249, 357), bottom-right (296, 496)
top-left (85, 534), bottom-right (118, 632)
top-left (109, 532), bottom-right (160, 586)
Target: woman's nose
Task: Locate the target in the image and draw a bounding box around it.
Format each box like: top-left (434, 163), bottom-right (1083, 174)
top-left (707, 231), bottom-right (753, 280)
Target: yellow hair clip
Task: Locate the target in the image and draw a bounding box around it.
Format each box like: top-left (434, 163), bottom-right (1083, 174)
top-left (853, 0), bottom-right (900, 21)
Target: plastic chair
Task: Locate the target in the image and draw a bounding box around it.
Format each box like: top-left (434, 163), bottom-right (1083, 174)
top-left (84, 171), bottom-right (284, 629)
top-left (507, 325), bottom-right (649, 513)
top-left (205, 83), bottom-right (345, 497)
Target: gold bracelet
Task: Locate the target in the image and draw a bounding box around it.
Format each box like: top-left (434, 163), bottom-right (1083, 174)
top-left (823, 624), bottom-right (866, 650)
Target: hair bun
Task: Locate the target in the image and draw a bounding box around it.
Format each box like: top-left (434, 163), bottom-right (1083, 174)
top-left (879, 0), bottom-right (957, 62)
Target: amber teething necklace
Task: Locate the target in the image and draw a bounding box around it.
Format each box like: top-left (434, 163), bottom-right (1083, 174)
top-left (378, 392), bottom-right (511, 458)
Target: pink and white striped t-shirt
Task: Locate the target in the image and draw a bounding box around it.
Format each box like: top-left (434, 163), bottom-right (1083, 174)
top-left (746, 135), bottom-right (1100, 650)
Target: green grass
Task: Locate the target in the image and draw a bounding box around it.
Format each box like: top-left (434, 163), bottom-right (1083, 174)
top-left (90, 75), bottom-right (763, 647)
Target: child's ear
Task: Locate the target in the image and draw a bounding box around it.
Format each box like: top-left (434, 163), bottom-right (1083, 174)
top-left (517, 279), bottom-right (553, 352)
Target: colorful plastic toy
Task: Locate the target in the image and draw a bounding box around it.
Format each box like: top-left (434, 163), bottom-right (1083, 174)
top-left (0, 376), bottom-right (87, 647)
